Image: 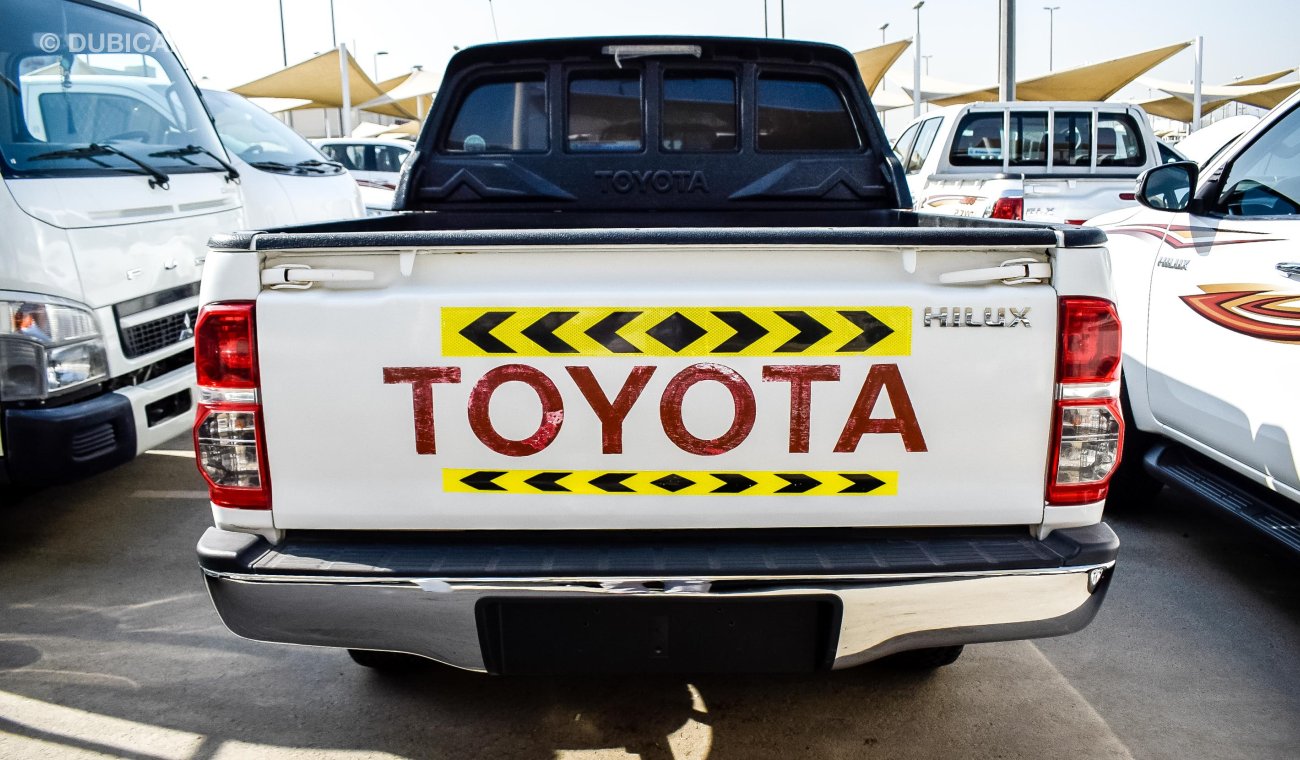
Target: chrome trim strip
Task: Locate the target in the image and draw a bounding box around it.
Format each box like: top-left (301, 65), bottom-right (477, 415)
top-left (118, 296), bottom-right (199, 329)
top-left (202, 563), bottom-right (1114, 673)
top-left (202, 562), bottom-right (1113, 586)
top-left (1057, 381), bottom-right (1120, 400)
top-left (198, 386), bottom-right (259, 405)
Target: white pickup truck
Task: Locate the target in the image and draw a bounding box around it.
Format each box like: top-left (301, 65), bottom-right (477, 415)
top-left (895, 102), bottom-right (1175, 225)
top-left (1092, 91), bottom-right (1300, 552)
top-left (194, 37), bottom-right (1123, 675)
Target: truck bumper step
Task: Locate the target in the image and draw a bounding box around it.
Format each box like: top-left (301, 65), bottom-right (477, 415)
top-left (197, 526), bottom-right (1117, 674)
top-left (1144, 443), bottom-right (1300, 554)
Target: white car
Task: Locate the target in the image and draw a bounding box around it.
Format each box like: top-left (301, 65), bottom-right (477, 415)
top-left (203, 90), bottom-right (364, 229)
top-left (894, 102), bottom-right (1164, 224)
top-left (1090, 91), bottom-right (1300, 552)
top-left (313, 137), bottom-right (413, 212)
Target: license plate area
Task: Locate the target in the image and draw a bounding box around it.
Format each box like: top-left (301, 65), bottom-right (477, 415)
top-left (477, 596), bottom-right (841, 675)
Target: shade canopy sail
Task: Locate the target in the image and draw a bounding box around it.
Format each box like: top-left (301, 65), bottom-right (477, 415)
top-left (871, 87), bottom-right (914, 112)
top-left (232, 49), bottom-right (415, 119)
top-left (246, 97), bottom-right (314, 114)
top-left (1139, 70), bottom-right (1299, 122)
top-left (852, 39), bottom-right (912, 94)
top-left (358, 68), bottom-right (441, 114)
top-left (929, 41), bottom-right (1192, 107)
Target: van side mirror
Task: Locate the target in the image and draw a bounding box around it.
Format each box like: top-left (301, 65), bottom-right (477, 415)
top-left (1136, 161), bottom-right (1200, 213)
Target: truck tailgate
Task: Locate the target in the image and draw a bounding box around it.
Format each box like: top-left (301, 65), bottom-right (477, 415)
top-left (254, 242), bottom-right (1058, 530)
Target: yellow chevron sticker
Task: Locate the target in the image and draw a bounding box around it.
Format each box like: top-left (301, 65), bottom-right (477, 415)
top-left (442, 306), bottom-right (911, 357)
top-left (444, 469), bottom-right (898, 496)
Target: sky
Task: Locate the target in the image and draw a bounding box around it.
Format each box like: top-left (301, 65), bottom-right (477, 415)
top-left (131, 0), bottom-right (1299, 127)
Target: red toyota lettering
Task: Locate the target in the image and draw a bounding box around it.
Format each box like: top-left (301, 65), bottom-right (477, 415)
top-left (762, 364), bottom-right (841, 453)
top-left (659, 363), bottom-right (756, 455)
top-left (383, 366), bottom-right (461, 455)
top-left (834, 363), bottom-right (927, 453)
top-left (566, 365), bottom-right (656, 454)
top-left (468, 364), bottom-right (565, 456)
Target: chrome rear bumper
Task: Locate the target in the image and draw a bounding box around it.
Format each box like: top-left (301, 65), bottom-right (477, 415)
top-left (199, 526), bottom-right (1116, 673)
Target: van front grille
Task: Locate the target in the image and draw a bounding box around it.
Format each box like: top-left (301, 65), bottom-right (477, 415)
top-left (120, 308), bottom-right (198, 359)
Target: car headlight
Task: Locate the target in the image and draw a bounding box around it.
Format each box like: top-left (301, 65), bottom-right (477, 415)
top-left (0, 300), bottom-right (108, 401)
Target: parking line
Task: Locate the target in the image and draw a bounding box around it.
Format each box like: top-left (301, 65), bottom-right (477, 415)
top-left (131, 491), bottom-right (209, 500)
top-left (144, 449), bottom-right (195, 458)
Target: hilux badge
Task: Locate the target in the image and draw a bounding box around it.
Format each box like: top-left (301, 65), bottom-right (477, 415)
top-left (923, 307), bottom-right (1031, 327)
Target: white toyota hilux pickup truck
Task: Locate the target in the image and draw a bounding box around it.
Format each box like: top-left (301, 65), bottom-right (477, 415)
top-left (194, 37), bottom-right (1123, 675)
top-left (1092, 91), bottom-right (1300, 553)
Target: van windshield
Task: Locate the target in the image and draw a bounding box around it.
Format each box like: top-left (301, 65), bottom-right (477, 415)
top-left (203, 89), bottom-right (342, 175)
top-left (0, 0), bottom-right (226, 178)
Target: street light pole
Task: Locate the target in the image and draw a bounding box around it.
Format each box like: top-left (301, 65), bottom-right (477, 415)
top-left (923, 54), bottom-right (932, 75)
top-left (1043, 6), bottom-right (1060, 71)
top-left (487, 0), bottom-right (499, 41)
top-left (277, 0), bottom-right (288, 66)
top-left (328, 0), bottom-right (337, 47)
top-left (879, 22), bottom-right (889, 44)
top-left (912, 1), bottom-right (924, 118)
top-left (373, 50), bottom-right (387, 80)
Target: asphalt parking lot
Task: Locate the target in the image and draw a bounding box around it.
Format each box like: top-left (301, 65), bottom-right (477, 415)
top-left (2, 436), bottom-right (1298, 760)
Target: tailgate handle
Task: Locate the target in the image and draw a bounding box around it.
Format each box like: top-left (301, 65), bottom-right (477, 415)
top-left (939, 258), bottom-right (1051, 286)
top-left (262, 265), bottom-right (375, 289)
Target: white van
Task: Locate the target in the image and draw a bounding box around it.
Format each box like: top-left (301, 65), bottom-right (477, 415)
top-left (894, 102), bottom-right (1171, 224)
top-left (0, 0), bottom-right (242, 485)
top-left (202, 90), bottom-right (365, 229)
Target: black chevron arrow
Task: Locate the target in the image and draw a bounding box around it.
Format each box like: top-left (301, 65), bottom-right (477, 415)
top-left (589, 472), bottom-right (635, 492)
top-left (584, 312), bottom-right (642, 353)
top-left (458, 311), bottom-right (516, 354)
top-left (711, 311), bottom-right (769, 353)
top-left (461, 471), bottom-right (508, 491)
top-left (776, 311), bottom-right (832, 352)
top-left (711, 473), bottom-right (758, 493)
top-left (524, 471), bottom-right (572, 492)
top-left (839, 473), bottom-right (886, 494)
top-left (775, 473), bottom-right (821, 493)
top-left (837, 310), bottom-right (894, 353)
top-left (521, 312), bottom-right (578, 353)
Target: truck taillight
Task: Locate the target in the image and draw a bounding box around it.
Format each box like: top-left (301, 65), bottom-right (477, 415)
top-left (193, 302), bottom-right (270, 509)
top-left (1047, 298), bottom-right (1123, 506)
top-left (990, 195), bottom-right (1023, 220)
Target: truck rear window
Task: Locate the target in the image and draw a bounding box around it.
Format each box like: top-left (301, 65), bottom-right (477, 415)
top-left (445, 77), bottom-right (548, 153)
top-left (756, 76), bottom-right (859, 151)
top-left (662, 74), bottom-right (737, 151)
top-left (949, 110), bottom-right (1147, 168)
top-left (1097, 113), bottom-right (1147, 167)
top-left (568, 74), bottom-right (643, 151)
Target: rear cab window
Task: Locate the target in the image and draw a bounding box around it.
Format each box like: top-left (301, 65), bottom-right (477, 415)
top-left (568, 73), bottom-right (643, 151)
top-left (662, 73), bottom-right (737, 151)
top-left (444, 76), bottom-right (548, 153)
top-left (756, 75), bottom-right (860, 151)
top-left (947, 108), bottom-right (1148, 170)
top-left (1097, 112), bottom-right (1146, 167)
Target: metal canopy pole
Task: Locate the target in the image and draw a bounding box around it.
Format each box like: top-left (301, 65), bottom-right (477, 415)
top-left (999, 0), bottom-right (1016, 101)
top-left (339, 43), bottom-right (352, 136)
top-left (912, 2), bottom-right (924, 118)
top-left (1191, 36), bottom-right (1204, 132)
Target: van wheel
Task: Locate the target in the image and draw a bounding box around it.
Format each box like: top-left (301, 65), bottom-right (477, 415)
top-left (884, 645), bottom-right (964, 669)
top-left (1107, 383), bottom-right (1163, 510)
top-left (346, 649), bottom-right (422, 671)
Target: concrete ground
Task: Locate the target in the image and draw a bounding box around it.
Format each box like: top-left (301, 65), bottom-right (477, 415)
top-left (1, 435), bottom-right (1298, 760)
